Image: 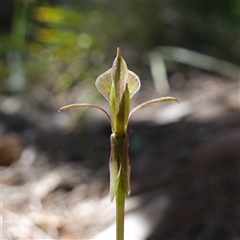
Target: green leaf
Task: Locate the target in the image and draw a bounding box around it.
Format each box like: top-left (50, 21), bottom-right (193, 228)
top-left (110, 134), bottom-right (121, 201)
top-left (121, 133), bottom-right (131, 197)
top-left (109, 133), bottom-right (131, 201)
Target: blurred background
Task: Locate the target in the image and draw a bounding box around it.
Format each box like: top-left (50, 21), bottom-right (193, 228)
top-left (1, 1), bottom-right (239, 239)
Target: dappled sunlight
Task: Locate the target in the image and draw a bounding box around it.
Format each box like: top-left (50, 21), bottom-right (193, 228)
top-left (1, 1), bottom-right (239, 239)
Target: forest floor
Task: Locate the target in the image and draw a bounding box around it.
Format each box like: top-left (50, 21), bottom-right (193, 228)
top-left (1, 72), bottom-right (239, 240)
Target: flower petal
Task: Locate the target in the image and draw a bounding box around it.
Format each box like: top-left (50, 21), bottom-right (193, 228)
top-left (95, 69), bottom-right (112, 102)
top-left (127, 70), bottom-right (141, 99)
top-left (129, 97), bottom-right (179, 119)
top-left (58, 103), bottom-right (113, 128)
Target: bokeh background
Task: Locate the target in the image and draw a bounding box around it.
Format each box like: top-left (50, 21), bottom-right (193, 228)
top-left (1, 1), bottom-right (239, 239)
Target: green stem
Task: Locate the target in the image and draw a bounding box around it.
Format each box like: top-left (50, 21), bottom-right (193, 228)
top-left (116, 174), bottom-right (125, 240)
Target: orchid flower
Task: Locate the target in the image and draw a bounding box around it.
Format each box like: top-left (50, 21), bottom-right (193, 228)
top-left (59, 48), bottom-right (178, 240)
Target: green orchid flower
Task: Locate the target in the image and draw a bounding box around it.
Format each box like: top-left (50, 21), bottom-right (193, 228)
top-left (59, 48), bottom-right (178, 240)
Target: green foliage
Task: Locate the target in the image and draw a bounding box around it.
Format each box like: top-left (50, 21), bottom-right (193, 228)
top-left (2, 1), bottom-right (238, 95)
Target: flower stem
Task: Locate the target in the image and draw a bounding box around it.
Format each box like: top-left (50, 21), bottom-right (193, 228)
top-left (116, 173), bottom-right (125, 240)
